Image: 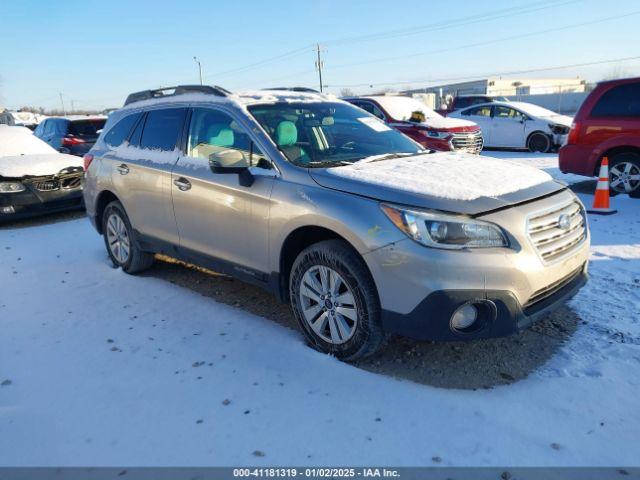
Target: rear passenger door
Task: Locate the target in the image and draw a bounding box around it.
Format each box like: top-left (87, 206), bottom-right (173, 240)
top-left (171, 107), bottom-right (276, 278)
top-left (109, 108), bottom-right (185, 246)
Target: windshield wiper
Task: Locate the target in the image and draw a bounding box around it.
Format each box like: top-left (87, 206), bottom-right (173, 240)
top-left (356, 152), bottom-right (419, 164)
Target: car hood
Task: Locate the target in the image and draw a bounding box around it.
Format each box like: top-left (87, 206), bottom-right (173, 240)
top-left (411, 116), bottom-right (478, 131)
top-left (308, 152), bottom-right (565, 215)
top-left (0, 153), bottom-right (83, 178)
top-left (538, 114), bottom-right (573, 126)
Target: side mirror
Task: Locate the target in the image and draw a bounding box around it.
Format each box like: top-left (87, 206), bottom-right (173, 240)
top-left (209, 150), bottom-right (254, 187)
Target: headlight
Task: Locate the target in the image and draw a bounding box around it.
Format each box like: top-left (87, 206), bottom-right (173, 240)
top-left (381, 204), bottom-right (508, 249)
top-left (549, 124), bottom-right (569, 135)
top-left (0, 182), bottom-right (26, 193)
top-left (421, 130), bottom-right (451, 139)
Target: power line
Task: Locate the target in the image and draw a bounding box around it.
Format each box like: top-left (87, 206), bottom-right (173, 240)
top-left (326, 10), bottom-right (640, 72)
top-left (323, 0), bottom-right (577, 47)
top-left (326, 55), bottom-right (640, 89)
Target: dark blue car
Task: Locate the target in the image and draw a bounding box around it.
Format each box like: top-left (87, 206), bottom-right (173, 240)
top-left (34, 116), bottom-right (106, 157)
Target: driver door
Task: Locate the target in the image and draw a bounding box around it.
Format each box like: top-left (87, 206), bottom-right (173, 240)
top-left (171, 107), bottom-right (276, 278)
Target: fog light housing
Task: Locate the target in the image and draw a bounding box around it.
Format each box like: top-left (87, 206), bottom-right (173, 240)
top-left (1, 206), bottom-right (15, 214)
top-left (451, 304), bottom-right (478, 330)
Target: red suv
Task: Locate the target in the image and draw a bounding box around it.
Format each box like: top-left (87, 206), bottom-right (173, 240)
top-left (559, 77), bottom-right (640, 197)
top-left (345, 95), bottom-right (483, 154)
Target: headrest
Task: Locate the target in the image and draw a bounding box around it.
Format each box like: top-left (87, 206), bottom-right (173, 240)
top-left (207, 123), bottom-right (234, 147)
top-left (276, 121), bottom-right (298, 147)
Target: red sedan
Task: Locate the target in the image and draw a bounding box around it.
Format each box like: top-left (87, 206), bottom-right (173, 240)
top-left (345, 95), bottom-right (483, 154)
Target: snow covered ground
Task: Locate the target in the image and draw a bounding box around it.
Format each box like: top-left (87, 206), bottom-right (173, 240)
top-left (0, 155), bottom-right (639, 467)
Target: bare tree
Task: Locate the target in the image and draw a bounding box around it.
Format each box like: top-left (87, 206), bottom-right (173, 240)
top-left (339, 88), bottom-right (355, 97)
top-left (601, 66), bottom-right (632, 81)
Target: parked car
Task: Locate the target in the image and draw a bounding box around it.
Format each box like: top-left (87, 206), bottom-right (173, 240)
top-left (559, 77), bottom-right (640, 197)
top-left (449, 101), bottom-right (572, 152)
top-left (34, 115), bottom-right (107, 156)
top-left (436, 94), bottom-right (509, 115)
top-left (0, 110), bottom-right (45, 130)
top-left (345, 95), bottom-right (483, 154)
top-left (0, 126), bottom-right (84, 222)
top-left (84, 85), bottom-right (589, 360)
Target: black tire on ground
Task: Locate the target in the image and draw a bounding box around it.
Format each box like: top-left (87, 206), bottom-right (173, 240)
top-left (289, 239), bottom-right (385, 361)
top-left (527, 132), bottom-right (552, 153)
top-left (101, 200), bottom-right (154, 274)
top-left (608, 152), bottom-right (640, 199)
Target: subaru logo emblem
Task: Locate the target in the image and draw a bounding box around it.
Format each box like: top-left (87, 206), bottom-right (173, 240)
top-left (558, 214), bottom-right (571, 231)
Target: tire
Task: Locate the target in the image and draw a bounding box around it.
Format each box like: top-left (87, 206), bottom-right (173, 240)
top-left (608, 152), bottom-right (640, 198)
top-left (289, 239), bottom-right (385, 361)
top-left (102, 200), bottom-right (154, 274)
top-left (527, 132), bottom-right (552, 153)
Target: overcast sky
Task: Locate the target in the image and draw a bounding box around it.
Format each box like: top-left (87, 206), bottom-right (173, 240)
top-left (1, 0), bottom-right (639, 110)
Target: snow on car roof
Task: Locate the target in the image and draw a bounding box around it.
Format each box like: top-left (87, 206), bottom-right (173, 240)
top-left (0, 125), bottom-right (56, 157)
top-left (118, 89), bottom-right (339, 112)
top-left (466, 101), bottom-right (560, 118)
top-left (50, 115), bottom-right (108, 121)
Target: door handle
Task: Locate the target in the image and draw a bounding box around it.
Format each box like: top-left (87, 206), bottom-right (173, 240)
top-left (116, 164), bottom-right (130, 175)
top-left (173, 177), bottom-right (192, 191)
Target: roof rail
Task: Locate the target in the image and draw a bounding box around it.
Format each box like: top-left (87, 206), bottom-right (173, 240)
top-left (262, 87), bottom-right (320, 93)
top-left (124, 85), bottom-right (231, 106)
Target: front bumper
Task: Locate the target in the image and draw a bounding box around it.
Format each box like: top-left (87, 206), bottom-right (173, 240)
top-left (380, 265), bottom-right (587, 340)
top-left (0, 178), bottom-right (84, 223)
top-left (363, 189), bottom-right (590, 341)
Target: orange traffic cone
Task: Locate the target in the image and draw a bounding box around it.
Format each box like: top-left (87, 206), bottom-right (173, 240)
top-left (587, 157), bottom-right (617, 215)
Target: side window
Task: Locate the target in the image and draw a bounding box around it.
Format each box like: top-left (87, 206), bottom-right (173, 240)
top-left (104, 113), bottom-right (142, 148)
top-left (591, 83), bottom-right (640, 117)
top-left (493, 106), bottom-right (522, 119)
top-left (187, 108), bottom-right (268, 169)
top-left (463, 106), bottom-right (492, 117)
top-left (357, 101), bottom-right (386, 120)
top-left (139, 108), bottom-right (187, 151)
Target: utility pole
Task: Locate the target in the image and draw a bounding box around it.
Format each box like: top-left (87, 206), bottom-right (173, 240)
top-left (315, 44), bottom-right (324, 93)
top-left (59, 92), bottom-right (66, 115)
top-left (193, 56), bottom-right (203, 85)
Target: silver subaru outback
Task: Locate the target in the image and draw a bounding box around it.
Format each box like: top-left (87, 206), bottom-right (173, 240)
top-left (83, 85), bottom-right (589, 360)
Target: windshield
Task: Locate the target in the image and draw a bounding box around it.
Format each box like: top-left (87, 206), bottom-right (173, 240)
top-left (374, 96), bottom-right (442, 121)
top-left (248, 102), bottom-right (423, 167)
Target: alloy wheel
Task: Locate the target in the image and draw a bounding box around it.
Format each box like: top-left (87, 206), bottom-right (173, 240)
top-left (106, 213), bottom-right (131, 264)
top-left (610, 161), bottom-right (640, 194)
top-left (299, 265), bottom-right (358, 345)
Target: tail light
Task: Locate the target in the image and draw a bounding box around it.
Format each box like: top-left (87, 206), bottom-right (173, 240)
top-left (567, 121), bottom-right (581, 145)
top-left (83, 154), bottom-right (94, 171)
top-left (62, 135), bottom-right (86, 146)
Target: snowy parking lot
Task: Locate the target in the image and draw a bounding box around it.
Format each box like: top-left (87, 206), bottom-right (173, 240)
top-left (1, 153), bottom-right (639, 467)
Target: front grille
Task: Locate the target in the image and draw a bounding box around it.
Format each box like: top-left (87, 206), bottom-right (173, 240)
top-left (525, 264), bottom-right (584, 310)
top-left (451, 131), bottom-right (483, 154)
top-left (527, 200), bottom-right (587, 263)
top-left (33, 180), bottom-right (60, 191)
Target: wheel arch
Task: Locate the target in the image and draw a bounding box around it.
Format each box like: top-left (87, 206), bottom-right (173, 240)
top-left (277, 225), bottom-right (369, 303)
top-left (94, 190), bottom-right (122, 234)
top-left (526, 129), bottom-right (552, 148)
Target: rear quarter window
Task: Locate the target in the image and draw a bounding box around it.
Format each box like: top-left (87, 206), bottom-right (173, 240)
top-left (591, 83), bottom-right (640, 117)
top-left (104, 113), bottom-right (141, 147)
top-left (139, 108), bottom-right (187, 151)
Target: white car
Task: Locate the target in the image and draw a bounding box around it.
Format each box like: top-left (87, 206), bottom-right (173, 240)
top-left (449, 101), bottom-right (572, 152)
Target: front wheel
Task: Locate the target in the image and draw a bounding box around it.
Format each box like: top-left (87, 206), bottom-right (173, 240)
top-left (527, 132), bottom-right (552, 153)
top-left (609, 153), bottom-right (640, 198)
top-left (289, 240), bottom-right (385, 361)
top-left (102, 200), bottom-right (154, 273)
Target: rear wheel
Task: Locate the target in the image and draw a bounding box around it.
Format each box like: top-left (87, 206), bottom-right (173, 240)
top-left (527, 132), bottom-right (552, 153)
top-left (102, 200), bottom-right (154, 273)
top-left (289, 240), bottom-right (385, 361)
top-left (609, 152), bottom-right (640, 198)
